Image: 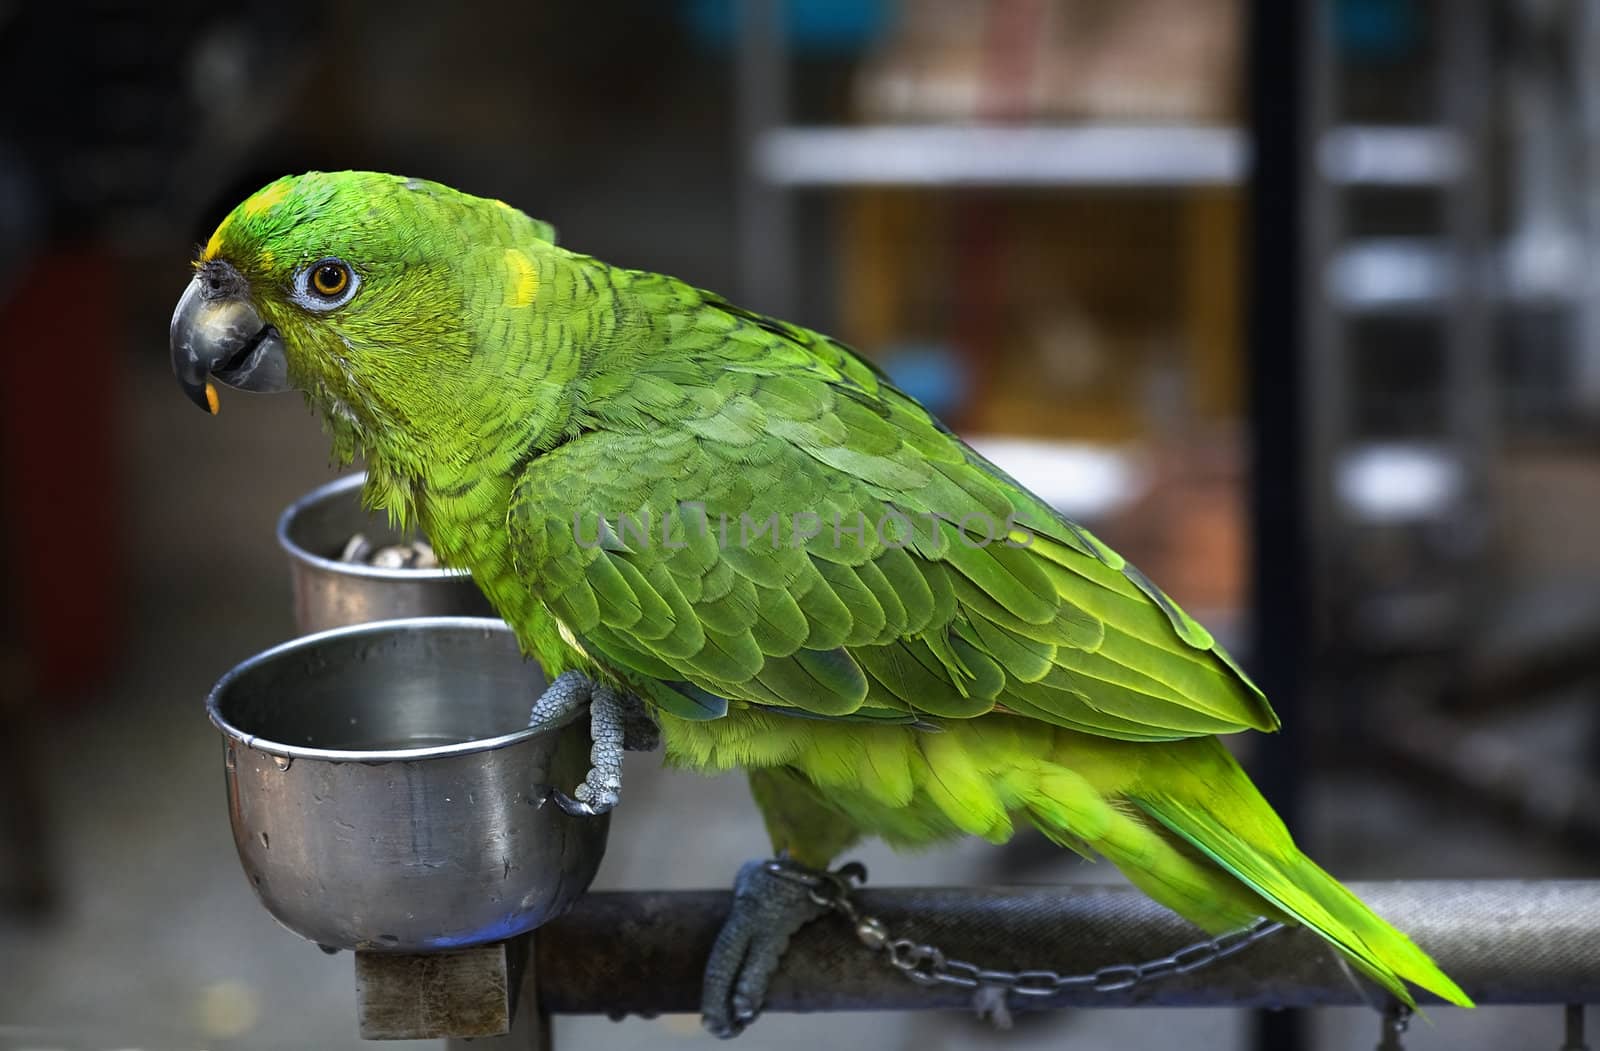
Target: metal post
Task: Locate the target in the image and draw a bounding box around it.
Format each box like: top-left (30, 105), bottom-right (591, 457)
top-left (1439, 0), bottom-right (1495, 562)
top-left (1574, 0), bottom-right (1600, 418)
top-left (1563, 1003), bottom-right (1591, 1051)
top-left (735, 0), bottom-right (793, 316)
top-left (1245, 0), bottom-right (1314, 1047)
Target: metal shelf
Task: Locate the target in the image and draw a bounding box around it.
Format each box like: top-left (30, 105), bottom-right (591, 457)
top-left (1328, 237), bottom-right (1585, 314)
top-left (1317, 125), bottom-right (1465, 186)
top-left (757, 124), bottom-right (1246, 187)
top-left (967, 436), bottom-right (1145, 521)
top-left (755, 123), bottom-right (1463, 189)
top-left (1328, 238), bottom-right (1461, 313)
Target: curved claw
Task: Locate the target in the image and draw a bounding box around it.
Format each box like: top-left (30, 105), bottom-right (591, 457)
top-left (536, 784), bottom-right (614, 818)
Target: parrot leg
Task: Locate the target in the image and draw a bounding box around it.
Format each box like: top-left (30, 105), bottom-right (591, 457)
top-left (700, 857), bottom-right (837, 1039)
top-left (530, 670), bottom-right (656, 817)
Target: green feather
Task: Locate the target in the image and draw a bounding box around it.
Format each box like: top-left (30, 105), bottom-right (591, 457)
top-left (814, 559), bottom-right (886, 646)
top-left (960, 613), bottom-right (1055, 684)
top-left (753, 647), bottom-right (868, 715)
top-left (790, 563), bottom-right (853, 651)
top-left (874, 545), bottom-right (935, 632)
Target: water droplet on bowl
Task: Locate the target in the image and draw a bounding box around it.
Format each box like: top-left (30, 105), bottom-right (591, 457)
top-left (273, 756), bottom-right (293, 771)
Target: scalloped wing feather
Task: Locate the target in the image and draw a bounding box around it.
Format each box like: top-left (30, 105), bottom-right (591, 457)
top-left (505, 282), bottom-right (1275, 741)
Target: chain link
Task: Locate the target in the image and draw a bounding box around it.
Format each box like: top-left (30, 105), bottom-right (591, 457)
top-left (768, 861), bottom-right (1284, 1000)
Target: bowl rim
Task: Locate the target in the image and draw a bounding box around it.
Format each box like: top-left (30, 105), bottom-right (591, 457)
top-left (277, 471), bottom-right (470, 582)
top-left (206, 616), bottom-right (569, 763)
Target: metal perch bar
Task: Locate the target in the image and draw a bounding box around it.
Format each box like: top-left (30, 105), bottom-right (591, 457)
top-left (532, 880), bottom-right (1600, 1014)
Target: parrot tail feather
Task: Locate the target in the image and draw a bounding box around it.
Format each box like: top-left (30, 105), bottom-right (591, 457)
top-left (1018, 735), bottom-right (1472, 1009)
top-left (1122, 751), bottom-right (1474, 1009)
top-left (1134, 793), bottom-right (1472, 1008)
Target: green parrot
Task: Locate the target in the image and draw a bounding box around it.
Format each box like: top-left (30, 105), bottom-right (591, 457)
top-left (171, 171), bottom-right (1471, 1034)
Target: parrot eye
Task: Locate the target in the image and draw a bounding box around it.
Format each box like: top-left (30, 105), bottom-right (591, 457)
top-left (291, 258), bottom-right (361, 312)
top-left (312, 263), bottom-right (348, 297)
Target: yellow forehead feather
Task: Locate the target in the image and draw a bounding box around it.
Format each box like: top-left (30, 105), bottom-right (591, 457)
top-left (241, 181), bottom-right (291, 218)
top-left (201, 223), bottom-right (227, 262)
top-left (199, 181), bottom-right (292, 264)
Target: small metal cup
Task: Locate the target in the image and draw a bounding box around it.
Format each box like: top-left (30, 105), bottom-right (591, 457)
top-left (279, 473), bottom-right (495, 633)
top-left (209, 618), bottom-right (608, 952)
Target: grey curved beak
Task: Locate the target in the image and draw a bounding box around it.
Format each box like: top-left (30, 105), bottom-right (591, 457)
top-left (170, 266), bottom-right (290, 414)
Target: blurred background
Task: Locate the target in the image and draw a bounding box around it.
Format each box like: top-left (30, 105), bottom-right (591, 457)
top-left (1, 0), bottom-right (1598, 1048)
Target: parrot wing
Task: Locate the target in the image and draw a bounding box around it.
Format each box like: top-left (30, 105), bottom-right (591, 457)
top-left (508, 287), bottom-right (1278, 738)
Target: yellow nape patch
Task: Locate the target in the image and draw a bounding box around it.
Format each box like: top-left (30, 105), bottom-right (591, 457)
top-left (241, 181), bottom-right (290, 218)
top-left (503, 248), bottom-right (538, 307)
top-left (257, 249), bottom-right (275, 268)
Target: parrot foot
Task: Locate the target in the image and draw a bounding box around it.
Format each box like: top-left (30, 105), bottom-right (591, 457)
top-left (701, 857), bottom-right (860, 1039)
top-left (530, 670), bottom-right (656, 817)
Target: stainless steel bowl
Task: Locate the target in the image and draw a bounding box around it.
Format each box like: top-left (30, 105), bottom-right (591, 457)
top-left (208, 618), bottom-right (608, 952)
top-left (279, 473), bottom-right (496, 633)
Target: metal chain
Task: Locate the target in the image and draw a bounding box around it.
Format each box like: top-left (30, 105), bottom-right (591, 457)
top-left (770, 861), bottom-right (1284, 999)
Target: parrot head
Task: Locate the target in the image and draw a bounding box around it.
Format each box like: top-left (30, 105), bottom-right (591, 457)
top-left (169, 170), bottom-right (557, 437)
